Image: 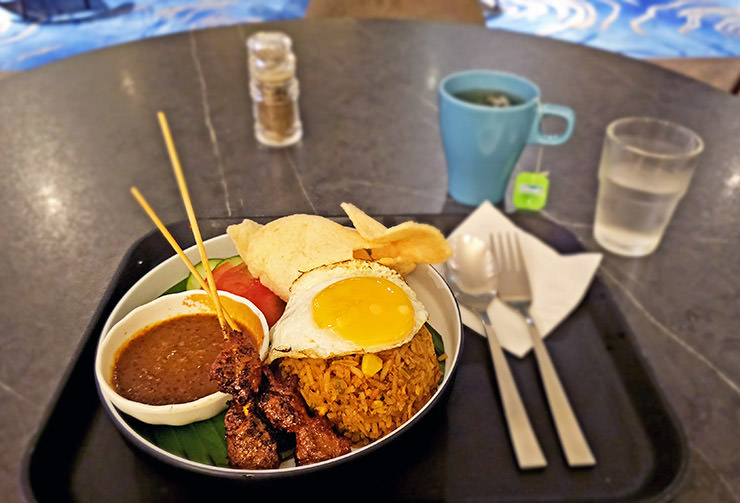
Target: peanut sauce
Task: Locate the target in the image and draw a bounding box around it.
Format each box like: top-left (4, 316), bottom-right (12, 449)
top-left (113, 313), bottom-right (225, 405)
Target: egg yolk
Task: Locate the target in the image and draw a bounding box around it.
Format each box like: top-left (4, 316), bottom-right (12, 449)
top-left (312, 277), bottom-right (414, 347)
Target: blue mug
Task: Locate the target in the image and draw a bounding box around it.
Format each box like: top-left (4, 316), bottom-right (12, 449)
top-left (439, 70), bottom-right (575, 205)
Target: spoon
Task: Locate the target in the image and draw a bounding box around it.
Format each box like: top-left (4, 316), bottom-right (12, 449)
top-left (445, 234), bottom-right (547, 470)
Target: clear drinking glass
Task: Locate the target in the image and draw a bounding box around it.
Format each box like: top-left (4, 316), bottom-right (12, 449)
top-left (593, 117), bottom-right (704, 257)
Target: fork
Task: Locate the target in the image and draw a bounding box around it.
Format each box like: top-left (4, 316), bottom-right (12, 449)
top-left (492, 232), bottom-right (596, 468)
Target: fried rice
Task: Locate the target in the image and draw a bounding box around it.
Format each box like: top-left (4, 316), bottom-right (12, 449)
top-left (278, 325), bottom-right (441, 445)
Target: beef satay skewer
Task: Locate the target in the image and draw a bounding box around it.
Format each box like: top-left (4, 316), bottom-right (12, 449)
top-left (156, 110), bottom-right (236, 334)
top-left (130, 186), bottom-right (237, 330)
top-left (153, 112), bottom-right (277, 469)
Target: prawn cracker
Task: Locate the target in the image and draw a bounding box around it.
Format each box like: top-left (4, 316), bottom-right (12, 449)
top-left (227, 215), bottom-right (370, 301)
top-left (341, 202), bottom-right (452, 269)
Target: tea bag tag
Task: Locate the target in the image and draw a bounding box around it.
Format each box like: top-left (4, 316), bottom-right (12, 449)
top-left (513, 147), bottom-right (549, 211)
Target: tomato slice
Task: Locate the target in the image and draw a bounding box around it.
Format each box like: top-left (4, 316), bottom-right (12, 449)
top-left (212, 261), bottom-right (253, 292)
top-left (212, 261), bottom-right (285, 327)
top-left (240, 279), bottom-right (287, 328)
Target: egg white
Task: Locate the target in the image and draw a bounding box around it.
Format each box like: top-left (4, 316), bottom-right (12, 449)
top-left (266, 260), bottom-right (428, 362)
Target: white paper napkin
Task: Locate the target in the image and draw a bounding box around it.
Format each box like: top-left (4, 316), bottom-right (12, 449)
top-left (439, 201), bottom-right (602, 358)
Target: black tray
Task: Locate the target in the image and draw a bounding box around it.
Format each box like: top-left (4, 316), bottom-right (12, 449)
top-left (21, 213), bottom-right (688, 502)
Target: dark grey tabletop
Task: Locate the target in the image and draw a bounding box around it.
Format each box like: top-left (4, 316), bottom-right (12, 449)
top-left (1, 18), bottom-right (738, 503)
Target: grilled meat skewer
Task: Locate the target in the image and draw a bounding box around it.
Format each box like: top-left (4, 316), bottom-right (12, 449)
top-left (259, 367), bottom-right (352, 466)
top-left (210, 326), bottom-right (263, 396)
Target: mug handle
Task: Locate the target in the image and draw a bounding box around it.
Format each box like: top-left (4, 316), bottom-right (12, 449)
top-left (527, 103), bottom-right (575, 146)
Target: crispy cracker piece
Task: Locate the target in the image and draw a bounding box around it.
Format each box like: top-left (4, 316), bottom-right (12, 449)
top-left (340, 202), bottom-right (390, 240)
top-left (341, 202), bottom-right (452, 267)
top-left (226, 218), bottom-right (263, 263)
top-left (233, 214), bottom-right (371, 301)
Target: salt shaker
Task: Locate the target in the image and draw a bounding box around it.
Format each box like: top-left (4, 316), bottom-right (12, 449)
top-left (247, 31), bottom-right (303, 147)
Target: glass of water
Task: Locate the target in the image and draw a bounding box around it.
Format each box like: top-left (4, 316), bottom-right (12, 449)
top-left (593, 117), bottom-right (704, 257)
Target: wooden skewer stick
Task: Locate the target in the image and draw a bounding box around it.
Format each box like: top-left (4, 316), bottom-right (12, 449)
top-left (156, 111), bottom-right (236, 333)
top-left (130, 186), bottom-right (237, 330)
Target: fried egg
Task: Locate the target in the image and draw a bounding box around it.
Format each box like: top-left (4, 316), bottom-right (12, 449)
top-left (266, 260), bottom-right (428, 362)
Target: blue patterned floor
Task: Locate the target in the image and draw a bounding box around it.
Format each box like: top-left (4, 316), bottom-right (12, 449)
top-left (0, 0), bottom-right (739, 71)
top-left (0, 0), bottom-right (309, 71)
top-left (485, 0), bottom-right (740, 59)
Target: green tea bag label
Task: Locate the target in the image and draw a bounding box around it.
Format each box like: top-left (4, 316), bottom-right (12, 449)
top-left (513, 172), bottom-right (549, 211)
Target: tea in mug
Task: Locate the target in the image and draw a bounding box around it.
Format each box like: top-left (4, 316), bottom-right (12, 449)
top-left (453, 88), bottom-right (524, 108)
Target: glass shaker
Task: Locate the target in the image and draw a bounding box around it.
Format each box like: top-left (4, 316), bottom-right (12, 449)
top-left (247, 31), bottom-right (303, 147)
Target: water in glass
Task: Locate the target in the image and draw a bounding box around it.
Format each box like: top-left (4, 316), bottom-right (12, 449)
top-left (594, 159), bottom-right (690, 256)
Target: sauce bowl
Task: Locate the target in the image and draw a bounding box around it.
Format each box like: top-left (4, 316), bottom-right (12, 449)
top-left (95, 289), bottom-right (269, 426)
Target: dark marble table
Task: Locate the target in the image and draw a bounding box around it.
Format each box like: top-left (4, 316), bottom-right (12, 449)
top-left (1, 19), bottom-right (738, 502)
